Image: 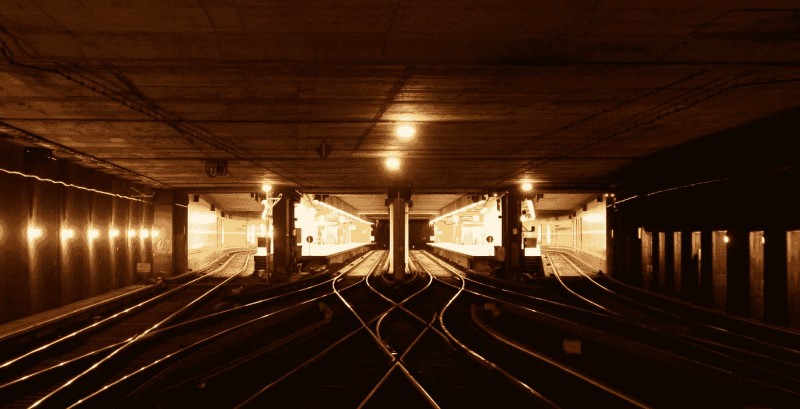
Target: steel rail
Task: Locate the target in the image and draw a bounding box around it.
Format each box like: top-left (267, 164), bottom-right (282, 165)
top-left (33, 252), bottom-right (254, 408)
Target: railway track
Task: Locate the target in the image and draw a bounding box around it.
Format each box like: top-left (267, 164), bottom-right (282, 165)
top-left (0, 250), bottom-right (255, 408)
top-left (544, 249), bottom-right (800, 407)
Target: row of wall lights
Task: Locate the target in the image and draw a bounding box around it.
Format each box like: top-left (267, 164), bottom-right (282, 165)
top-left (26, 224), bottom-right (159, 244)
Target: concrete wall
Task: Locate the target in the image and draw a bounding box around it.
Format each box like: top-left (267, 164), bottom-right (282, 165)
top-left (0, 140), bottom-right (154, 324)
top-left (536, 198), bottom-right (607, 272)
top-left (187, 198), bottom-right (259, 271)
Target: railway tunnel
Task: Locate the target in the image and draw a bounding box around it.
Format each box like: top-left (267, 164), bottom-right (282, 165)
top-left (2, 1), bottom-right (800, 407)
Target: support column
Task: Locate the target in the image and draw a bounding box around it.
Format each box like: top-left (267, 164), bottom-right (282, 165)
top-left (388, 193), bottom-right (408, 281)
top-left (270, 189), bottom-right (296, 282)
top-left (501, 191), bottom-right (521, 279)
top-left (153, 190), bottom-right (185, 279)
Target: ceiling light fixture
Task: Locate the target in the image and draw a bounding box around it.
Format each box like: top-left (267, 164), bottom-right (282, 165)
top-left (521, 182), bottom-right (533, 192)
top-left (395, 124), bottom-right (416, 140)
top-left (385, 157), bottom-right (401, 171)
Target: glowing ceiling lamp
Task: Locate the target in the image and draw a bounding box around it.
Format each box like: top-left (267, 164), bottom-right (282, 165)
top-left (395, 123), bottom-right (416, 140)
top-left (385, 157), bottom-right (401, 171)
top-left (521, 182), bottom-right (533, 192)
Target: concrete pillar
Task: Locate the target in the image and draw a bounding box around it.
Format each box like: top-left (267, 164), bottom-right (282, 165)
top-left (151, 191), bottom-right (170, 279)
top-left (270, 189), bottom-right (296, 281)
top-left (501, 191), bottom-right (521, 279)
top-left (388, 194), bottom-right (408, 280)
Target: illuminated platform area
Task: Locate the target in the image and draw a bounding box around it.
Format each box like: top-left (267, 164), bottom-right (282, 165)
top-left (428, 242), bottom-right (495, 257)
top-left (300, 242), bottom-right (371, 257)
top-left (298, 243), bottom-right (373, 268)
top-left (427, 242), bottom-right (497, 272)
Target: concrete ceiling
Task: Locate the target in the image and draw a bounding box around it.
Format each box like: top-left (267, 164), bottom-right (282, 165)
top-left (2, 1), bottom-right (800, 217)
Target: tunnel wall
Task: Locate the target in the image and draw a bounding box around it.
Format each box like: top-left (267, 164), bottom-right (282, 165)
top-left (187, 197), bottom-right (259, 271)
top-left (0, 141), bottom-right (154, 324)
top-left (536, 199), bottom-right (607, 272)
top-left (608, 107), bottom-right (800, 327)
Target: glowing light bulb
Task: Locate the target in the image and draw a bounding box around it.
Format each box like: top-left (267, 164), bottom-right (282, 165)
top-left (27, 224), bottom-right (44, 242)
top-left (395, 124), bottom-right (416, 140)
top-left (385, 157), bottom-right (401, 171)
top-left (262, 183), bottom-right (272, 193)
top-left (150, 229), bottom-right (160, 238)
top-left (109, 227), bottom-right (120, 239)
top-left (521, 182), bottom-right (533, 192)
top-left (127, 229), bottom-right (137, 238)
top-left (87, 227), bottom-right (100, 241)
top-left (61, 228), bottom-right (76, 241)
top-left (140, 228), bottom-right (150, 239)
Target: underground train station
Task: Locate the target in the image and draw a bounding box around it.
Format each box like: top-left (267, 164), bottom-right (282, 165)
top-left (1, 2), bottom-right (800, 408)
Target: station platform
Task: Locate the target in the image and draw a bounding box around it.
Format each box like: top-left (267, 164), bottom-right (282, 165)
top-left (427, 242), bottom-right (497, 272)
top-left (298, 243), bottom-right (373, 269)
top-left (0, 284), bottom-right (151, 340)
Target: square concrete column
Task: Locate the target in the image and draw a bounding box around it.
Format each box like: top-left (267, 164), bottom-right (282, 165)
top-left (270, 190), bottom-right (296, 281)
top-left (388, 196), bottom-right (408, 281)
top-left (152, 190), bottom-right (187, 278)
top-left (501, 191), bottom-right (521, 279)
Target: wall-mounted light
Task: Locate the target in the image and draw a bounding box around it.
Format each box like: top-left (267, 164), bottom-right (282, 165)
top-left (127, 228), bottom-right (137, 238)
top-left (723, 235), bottom-right (729, 244)
top-left (109, 227), bottom-right (120, 239)
top-left (61, 227), bottom-right (76, 241)
top-left (140, 228), bottom-right (150, 239)
top-left (151, 229), bottom-right (160, 238)
top-left (27, 224), bottom-right (44, 243)
top-left (429, 200), bottom-right (487, 225)
top-left (87, 227), bottom-right (100, 241)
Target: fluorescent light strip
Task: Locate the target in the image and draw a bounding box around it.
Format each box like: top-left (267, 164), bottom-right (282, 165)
top-left (313, 200), bottom-right (373, 225)
top-left (429, 200), bottom-right (486, 225)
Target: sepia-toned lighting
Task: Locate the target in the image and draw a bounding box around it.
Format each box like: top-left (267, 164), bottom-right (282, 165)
top-left (521, 182), bottom-right (533, 192)
top-left (127, 228), bottom-right (137, 238)
top-left (109, 227), bottom-right (120, 239)
top-left (262, 183), bottom-right (272, 193)
top-left (61, 227), bottom-right (76, 241)
top-left (87, 227), bottom-right (100, 241)
top-left (27, 224), bottom-right (44, 243)
top-left (385, 157), bottom-right (401, 171)
top-left (395, 124), bottom-right (416, 140)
